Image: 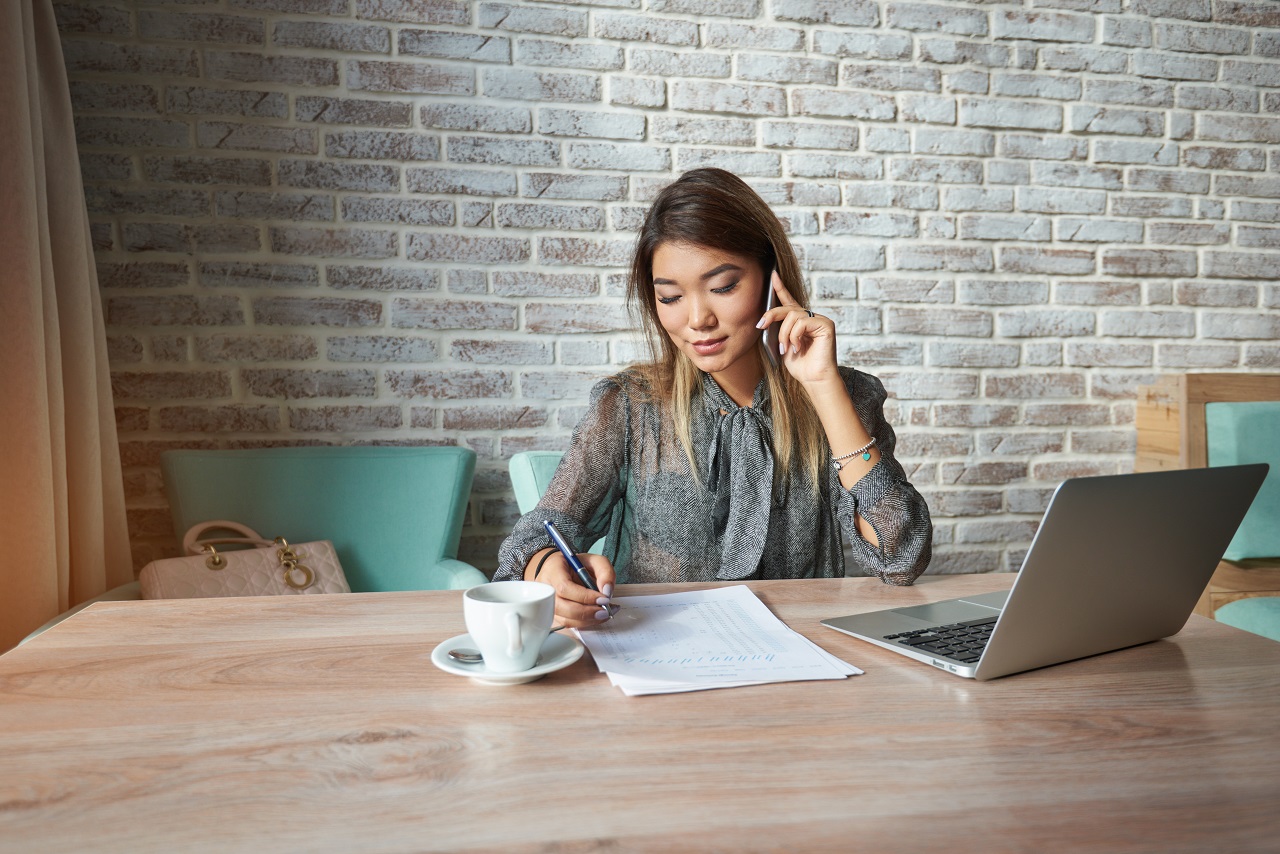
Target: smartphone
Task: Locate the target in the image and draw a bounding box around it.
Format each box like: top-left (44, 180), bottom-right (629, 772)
top-left (761, 264), bottom-right (781, 367)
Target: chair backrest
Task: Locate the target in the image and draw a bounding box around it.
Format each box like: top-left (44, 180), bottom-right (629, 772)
top-left (162, 446), bottom-right (483, 592)
top-left (509, 451), bottom-right (566, 515)
top-left (1207, 402), bottom-right (1280, 560)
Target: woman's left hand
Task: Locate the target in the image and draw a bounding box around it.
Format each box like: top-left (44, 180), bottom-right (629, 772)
top-left (757, 270), bottom-right (841, 388)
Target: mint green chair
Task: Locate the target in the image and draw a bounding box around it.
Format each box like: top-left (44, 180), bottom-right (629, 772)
top-left (162, 447), bottom-right (485, 592)
top-left (508, 451), bottom-right (605, 554)
top-left (1206, 401), bottom-right (1280, 642)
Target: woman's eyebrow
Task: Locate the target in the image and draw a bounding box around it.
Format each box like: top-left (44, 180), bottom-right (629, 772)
top-left (653, 263), bottom-right (743, 286)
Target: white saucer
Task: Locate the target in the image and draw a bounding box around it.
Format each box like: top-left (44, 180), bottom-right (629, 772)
top-left (431, 632), bottom-right (584, 685)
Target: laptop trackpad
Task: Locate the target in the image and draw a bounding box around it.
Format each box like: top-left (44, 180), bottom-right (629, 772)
top-left (891, 595), bottom-right (1004, 625)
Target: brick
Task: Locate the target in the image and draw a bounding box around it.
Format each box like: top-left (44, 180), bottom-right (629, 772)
top-left (985, 372), bottom-right (1084, 398)
top-left (273, 20), bottom-right (391, 52)
top-left (199, 332), bottom-right (322, 361)
top-left (522, 172), bottom-right (628, 201)
top-left (761, 121), bottom-right (857, 151)
top-left (941, 462), bottom-right (1029, 487)
top-left (1156, 22), bottom-right (1250, 54)
top-left (442, 405), bottom-right (549, 431)
top-left (537, 236), bottom-right (634, 267)
top-left (608, 76), bottom-right (666, 107)
top-left (111, 372), bottom-right (232, 401)
top-left (733, 54), bottom-right (836, 86)
top-left (789, 242), bottom-right (883, 272)
top-left (1223, 60), bottom-right (1280, 87)
top-left (1176, 282), bottom-right (1256, 307)
top-left (518, 38), bottom-right (624, 70)
top-left (243, 369), bottom-right (376, 399)
top-left (887, 307), bottom-right (992, 337)
top-left (672, 80), bottom-right (787, 116)
top-left (478, 3), bottom-right (586, 36)
top-left (997, 309), bottom-right (1094, 337)
top-left (325, 130), bottom-right (440, 161)
top-left (1183, 146), bottom-right (1266, 171)
top-left (877, 371), bottom-right (980, 399)
top-left (139, 10), bottom-right (263, 44)
top-left (677, 149), bottom-right (780, 176)
top-left (917, 491), bottom-right (1001, 517)
top-left (1093, 140), bottom-right (1178, 166)
top-left (356, 0), bottom-right (471, 25)
top-left (70, 82), bottom-right (160, 114)
top-left (489, 272), bottom-right (596, 298)
top-left (927, 343), bottom-right (1020, 368)
top-left (1200, 313), bottom-right (1280, 339)
top-left (482, 68), bottom-right (599, 102)
top-left (407, 167), bottom-right (517, 196)
top-left (341, 197), bottom-right (453, 226)
top-left (1147, 222), bottom-right (1229, 245)
top-left (1133, 51), bottom-right (1218, 80)
top-left (1066, 343), bottom-right (1153, 367)
top-left (997, 136), bottom-right (1084, 163)
top-left (269, 226), bottom-right (398, 259)
top-left (992, 9), bottom-right (1094, 42)
top-left (891, 158), bottom-right (983, 183)
top-left (142, 155), bottom-right (271, 187)
top-left (98, 261), bottom-right (191, 289)
top-left (857, 277), bottom-right (953, 303)
top-left (1023, 403), bottom-right (1110, 426)
top-left (1055, 217), bottom-right (1143, 243)
top-left (979, 431), bottom-right (1065, 455)
top-left (919, 39), bottom-right (1011, 67)
top-left (1126, 168), bottom-right (1210, 194)
top-left (165, 86), bottom-right (288, 118)
top-left (1239, 227), bottom-right (1280, 248)
top-left (788, 154), bottom-right (881, 179)
top-left (82, 154), bottom-right (134, 183)
top-left (991, 73), bottom-right (1080, 101)
top-left (959, 214), bottom-right (1050, 241)
top-left (290, 405), bottom-right (403, 432)
top-left (295, 96), bottom-right (411, 127)
top-left (1069, 106), bottom-right (1164, 136)
top-left (812, 30), bottom-right (912, 59)
top-left (958, 280), bottom-right (1049, 304)
top-left (899, 94), bottom-right (956, 124)
top-left (251, 296), bottom-right (381, 328)
top-left (397, 30), bottom-right (510, 63)
top-left (563, 143), bottom-right (667, 174)
top-left (62, 41), bottom-right (199, 77)
top-left (1039, 46), bottom-right (1128, 73)
top-left (1157, 344), bottom-right (1240, 368)
top-left (1217, 175), bottom-right (1280, 199)
top-left (825, 211), bottom-right (918, 238)
top-left (347, 60), bottom-right (475, 95)
top-left (1000, 246), bottom-right (1096, 274)
top-left (1131, 0), bottom-right (1210, 19)
top-left (1017, 187), bottom-right (1106, 215)
top-left (705, 23), bottom-right (805, 51)
top-left (421, 103), bottom-right (530, 134)
top-left (792, 88), bottom-right (896, 120)
top-left (1034, 162), bottom-right (1124, 190)
top-left (197, 121), bottom-right (317, 154)
top-left (843, 63), bottom-right (940, 93)
top-left (327, 267), bottom-right (437, 292)
top-left (519, 370), bottom-right (608, 401)
top-left (408, 234), bottom-right (529, 264)
top-left (1111, 195), bottom-right (1193, 218)
top-left (1102, 16), bottom-right (1152, 46)
top-left (593, 12), bottom-right (698, 44)
top-left (55, 2), bottom-right (133, 34)
top-left (960, 98), bottom-right (1061, 131)
top-left (496, 202), bottom-right (604, 231)
top-left (123, 224), bottom-right (259, 255)
top-left (1083, 80), bottom-right (1174, 109)
top-left (1102, 249), bottom-right (1196, 277)
top-left (75, 116), bottom-right (189, 149)
top-left (1098, 310), bottom-right (1195, 337)
top-left (206, 52), bottom-right (338, 86)
top-left (539, 108), bottom-right (644, 140)
top-left (448, 136), bottom-right (560, 167)
top-left (955, 518), bottom-right (1038, 542)
top-left (887, 3), bottom-right (988, 36)
top-left (1203, 251), bottom-right (1280, 279)
top-left (894, 245), bottom-right (992, 273)
top-left (199, 263), bottom-right (319, 290)
top-left (865, 128), bottom-right (910, 152)
top-left (453, 339), bottom-right (552, 364)
top-left (526, 303), bottom-right (630, 333)
top-left (932, 403), bottom-right (1020, 425)
top-left (106, 294), bottom-right (243, 329)
top-left (85, 188), bottom-right (209, 218)
top-left (775, 0), bottom-right (877, 25)
top-left (1175, 85), bottom-right (1257, 112)
top-left (158, 405), bottom-right (280, 433)
top-left (1231, 201), bottom-right (1280, 223)
top-left (215, 191), bottom-right (334, 222)
top-left (938, 188), bottom-right (1011, 214)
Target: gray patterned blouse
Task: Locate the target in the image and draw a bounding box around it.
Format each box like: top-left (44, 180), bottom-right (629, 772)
top-left (495, 366), bottom-right (932, 585)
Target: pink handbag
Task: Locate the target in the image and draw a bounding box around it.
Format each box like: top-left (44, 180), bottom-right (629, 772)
top-left (139, 520), bottom-right (351, 599)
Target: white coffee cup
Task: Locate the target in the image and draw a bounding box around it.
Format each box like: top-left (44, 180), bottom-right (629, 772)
top-left (463, 581), bottom-right (556, 673)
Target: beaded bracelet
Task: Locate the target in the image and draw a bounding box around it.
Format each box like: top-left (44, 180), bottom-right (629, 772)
top-left (832, 437), bottom-right (876, 471)
top-left (532, 548), bottom-right (557, 579)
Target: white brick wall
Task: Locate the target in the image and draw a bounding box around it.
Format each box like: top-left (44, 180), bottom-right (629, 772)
top-left (58, 0), bottom-right (1280, 574)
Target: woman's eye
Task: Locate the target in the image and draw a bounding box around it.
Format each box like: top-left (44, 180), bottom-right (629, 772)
top-left (657, 295), bottom-right (680, 305)
top-left (711, 281), bottom-right (740, 295)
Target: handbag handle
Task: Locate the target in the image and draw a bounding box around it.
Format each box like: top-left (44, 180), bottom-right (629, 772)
top-left (182, 520), bottom-right (272, 556)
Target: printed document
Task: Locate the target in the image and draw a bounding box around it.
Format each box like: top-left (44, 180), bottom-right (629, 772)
top-left (575, 585), bottom-right (861, 695)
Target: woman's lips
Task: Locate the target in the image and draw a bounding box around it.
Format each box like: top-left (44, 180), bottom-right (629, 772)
top-left (691, 337), bottom-right (728, 355)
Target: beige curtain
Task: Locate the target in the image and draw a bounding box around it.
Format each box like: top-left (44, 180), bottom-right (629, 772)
top-left (0, 0), bottom-right (133, 652)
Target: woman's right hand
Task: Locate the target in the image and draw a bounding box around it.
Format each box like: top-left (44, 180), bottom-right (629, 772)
top-left (524, 548), bottom-right (618, 629)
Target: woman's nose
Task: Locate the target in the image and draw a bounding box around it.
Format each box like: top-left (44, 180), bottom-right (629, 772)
top-left (687, 296), bottom-right (715, 329)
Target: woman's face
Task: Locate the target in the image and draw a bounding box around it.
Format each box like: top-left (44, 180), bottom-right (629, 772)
top-left (651, 241), bottom-right (768, 385)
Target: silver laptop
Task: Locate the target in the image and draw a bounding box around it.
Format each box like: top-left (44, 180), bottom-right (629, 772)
top-left (823, 464), bottom-right (1269, 681)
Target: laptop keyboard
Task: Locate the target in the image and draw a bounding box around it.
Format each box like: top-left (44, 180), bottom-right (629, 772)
top-left (883, 617), bottom-right (998, 664)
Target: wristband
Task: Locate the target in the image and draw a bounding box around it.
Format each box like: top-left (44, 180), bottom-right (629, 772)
top-left (532, 549), bottom-right (557, 579)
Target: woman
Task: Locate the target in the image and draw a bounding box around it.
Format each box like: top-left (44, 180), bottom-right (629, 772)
top-left (496, 168), bottom-right (932, 627)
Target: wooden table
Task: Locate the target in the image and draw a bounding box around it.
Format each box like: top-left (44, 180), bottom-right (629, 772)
top-left (3, 576), bottom-right (1278, 853)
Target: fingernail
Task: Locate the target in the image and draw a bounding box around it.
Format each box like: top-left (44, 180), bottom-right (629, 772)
top-left (602, 583), bottom-right (613, 598)
top-left (779, 342), bottom-right (786, 355)
top-left (596, 596), bottom-right (610, 607)
top-left (755, 318), bottom-right (766, 329)
top-left (594, 609), bottom-right (610, 621)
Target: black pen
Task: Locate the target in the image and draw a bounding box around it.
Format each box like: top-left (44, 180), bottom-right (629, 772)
top-left (543, 521), bottom-right (617, 618)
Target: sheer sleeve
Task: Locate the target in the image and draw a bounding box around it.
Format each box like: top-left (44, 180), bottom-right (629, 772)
top-left (831, 368), bottom-right (932, 585)
top-left (494, 377), bottom-right (630, 581)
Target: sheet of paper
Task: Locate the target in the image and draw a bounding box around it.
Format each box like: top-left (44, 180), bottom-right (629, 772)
top-left (575, 585), bottom-right (862, 695)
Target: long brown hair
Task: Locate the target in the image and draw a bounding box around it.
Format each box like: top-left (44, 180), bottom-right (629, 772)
top-left (625, 168), bottom-right (828, 492)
